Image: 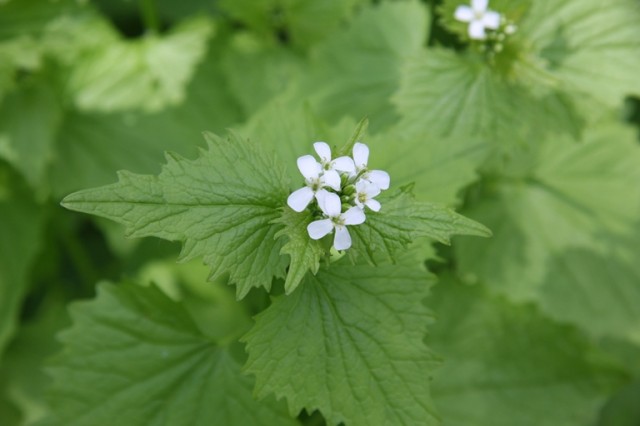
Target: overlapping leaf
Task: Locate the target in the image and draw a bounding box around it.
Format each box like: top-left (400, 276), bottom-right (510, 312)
top-left (273, 208), bottom-right (324, 295)
top-left (393, 48), bottom-right (582, 145)
top-left (521, 0), bottom-right (640, 106)
top-left (61, 132), bottom-right (289, 299)
top-left (350, 189), bottom-right (491, 265)
top-left (455, 122), bottom-right (640, 342)
top-left (0, 81), bottom-right (62, 189)
top-left (243, 257), bottom-right (441, 426)
top-left (66, 16), bottom-right (213, 112)
top-left (0, 170), bottom-right (45, 358)
top-left (46, 282), bottom-right (297, 426)
top-left (300, 0), bottom-right (429, 132)
top-left (429, 275), bottom-right (625, 426)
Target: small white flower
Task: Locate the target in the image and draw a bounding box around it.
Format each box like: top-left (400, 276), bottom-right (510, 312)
top-left (352, 142), bottom-right (390, 190)
top-left (454, 0), bottom-right (501, 40)
top-left (307, 191), bottom-right (365, 251)
top-left (287, 155), bottom-right (340, 212)
top-left (354, 180), bottom-right (381, 212)
top-left (313, 141), bottom-right (356, 175)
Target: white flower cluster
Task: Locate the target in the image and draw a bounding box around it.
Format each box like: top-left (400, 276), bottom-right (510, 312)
top-left (287, 142), bottom-right (390, 251)
top-left (454, 0), bottom-right (516, 42)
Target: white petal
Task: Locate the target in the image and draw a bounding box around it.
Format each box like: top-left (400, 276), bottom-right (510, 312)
top-left (472, 0), bottom-right (488, 13)
top-left (297, 155), bottom-right (322, 180)
top-left (331, 156), bottom-right (356, 174)
top-left (333, 226), bottom-right (352, 251)
top-left (307, 219), bottom-right (334, 240)
top-left (313, 142), bottom-right (332, 163)
top-left (468, 20), bottom-right (486, 39)
top-left (482, 11), bottom-right (500, 29)
top-left (287, 187), bottom-right (315, 212)
top-left (321, 169), bottom-right (341, 191)
top-left (367, 170), bottom-right (390, 190)
top-left (454, 5), bottom-right (473, 22)
top-left (365, 181), bottom-right (381, 198)
top-left (352, 142), bottom-right (369, 169)
top-left (365, 199), bottom-right (381, 212)
top-left (342, 206), bottom-right (365, 226)
top-left (316, 190), bottom-right (342, 217)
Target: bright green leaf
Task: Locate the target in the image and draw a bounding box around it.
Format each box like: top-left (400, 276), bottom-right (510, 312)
top-left (243, 258), bottom-right (441, 426)
top-left (521, 0), bottom-right (640, 106)
top-left (49, 45), bottom-right (243, 198)
top-left (455, 122), bottom-right (640, 342)
top-left (46, 282), bottom-right (298, 426)
top-left (428, 275), bottom-right (625, 426)
top-left (218, 0), bottom-right (367, 47)
top-left (393, 48), bottom-right (583, 145)
top-left (300, 0), bottom-right (429, 132)
top-left (0, 169), bottom-right (45, 359)
top-left (0, 80), bottom-right (62, 189)
top-left (61, 132), bottom-right (289, 299)
top-left (67, 16), bottom-right (213, 113)
top-left (273, 208), bottom-right (324, 295)
top-left (370, 126), bottom-right (486, 205)
top-left (350, 188), bottom-right (491, 265)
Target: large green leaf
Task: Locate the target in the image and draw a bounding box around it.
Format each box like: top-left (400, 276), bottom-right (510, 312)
top-left (217, 0), bottom-right (366, 48)
top-left (66, 16), bottom-right (213, 113)
top-left (299, 0), bottom-right (429, 132)
top-left (46, 282), bottom-right (297, 426)
top-left (393, 48), bottom-right (583, 145)
top-left (242, 257), bottom-right (441, 426)
top-left (0, 80), bottom-right (62, 189)
top-left (273, 208), bottom-right (324, 295)
top-left (455, 122), bottom-right (640, 343)
top-left (61, 132), bottom-right (289, 299)
top-left (350, 189), bottom-right (491, 265)
top-left (370, 126), bottom-right (486, 205)
top-left (521, 0), bottom-right (640, 106)
top-left (428, 275), bottom-right (625, 426)
top-left (0, 170), bottom-right (45, 359)
top-left (49, 45), bottom-right (243, 198)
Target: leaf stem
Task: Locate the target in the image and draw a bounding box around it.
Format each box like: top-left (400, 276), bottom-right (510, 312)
top-left (139, 0), bottom-right (160, 34)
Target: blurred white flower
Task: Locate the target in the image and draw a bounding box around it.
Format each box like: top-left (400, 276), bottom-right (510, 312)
top-left (454, 0), bottom-right (501, 40)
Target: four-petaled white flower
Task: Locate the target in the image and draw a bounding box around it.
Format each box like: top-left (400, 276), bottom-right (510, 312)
top-left (307, 191), bottom-right (365, 251)
top-left (313, 141), bottom-right (356, 175)
top-left (352, 142), bottom-right (390, 190)
top-left (354, 180), bottom-right (381, 212)
top-left (287, 154), bottom-right (341, 212)
top-left (454, 0), bottom-right (501, 40)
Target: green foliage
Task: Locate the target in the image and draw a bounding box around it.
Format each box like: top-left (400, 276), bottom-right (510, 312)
top-left (242, 257), bottom-right (440, 426)
top-left (273, 208), bottom-right (324, 295)
top-left (61, 132), bottom-right (290, 299)
top-left (429, 275), bottom-right (625, 426)
top-left (47, 282), bottom-right (296, 426)
top-left (1, 0), bottom-right (639, 424)
top-left (350, 188), bottom-right (491, 264)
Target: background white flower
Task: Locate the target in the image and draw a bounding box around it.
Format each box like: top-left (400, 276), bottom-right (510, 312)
top-left (287, 155), bottom-right (340, 212)
top-left (314, 142), bottom-right (356, 174)
top-left (352, 142), bottom-right (390, 190)
top-left (307, 191), bottom-right (365, 250)
top-left (454, 0), bottom-right (501, 40)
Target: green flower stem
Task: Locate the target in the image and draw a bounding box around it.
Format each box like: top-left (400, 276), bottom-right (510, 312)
top-left (139, 0), bottom-right (160, 33)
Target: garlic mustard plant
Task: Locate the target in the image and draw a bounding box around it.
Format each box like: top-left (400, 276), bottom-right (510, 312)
top-left (287, 141), bottom-right (390, 251)
top-left (454, 0), bottom-right (501, 40)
